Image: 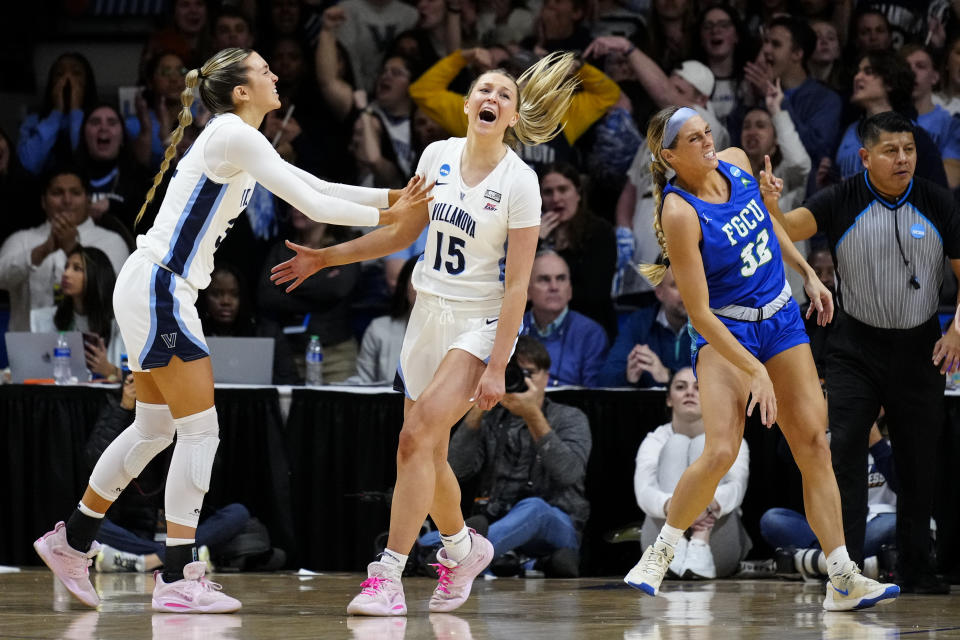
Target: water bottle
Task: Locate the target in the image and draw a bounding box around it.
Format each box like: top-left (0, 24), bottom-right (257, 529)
top-left (305, 335), bottom-right (324, 387)
top-left (53, 332), bottom-right (73, 385)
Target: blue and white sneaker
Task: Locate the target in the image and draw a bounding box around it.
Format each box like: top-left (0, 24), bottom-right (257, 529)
top-left (823, 561), bottom-right (900, 611)
top-left (624, 541), bottom-right (674, 596)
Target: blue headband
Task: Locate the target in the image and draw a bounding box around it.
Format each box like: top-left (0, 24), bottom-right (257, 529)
top-left (663, 107), bottom-right (699, 149)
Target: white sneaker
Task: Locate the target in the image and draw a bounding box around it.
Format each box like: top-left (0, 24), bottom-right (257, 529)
top-left (667, 536), bottom-right (687, 577)
top-left (624, 541), bottom-right (674, 596)
top-left (683, 540), bottom-right (716, 579)
top-left (823, 561), bottom-right (899, 611)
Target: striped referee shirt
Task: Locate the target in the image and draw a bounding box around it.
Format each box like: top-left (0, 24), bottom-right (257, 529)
top-left (805, 172), bottom-right (960, 329)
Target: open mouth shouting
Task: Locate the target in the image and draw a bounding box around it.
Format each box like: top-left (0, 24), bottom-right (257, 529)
top-left (479, 106), bottom-right (497, 123)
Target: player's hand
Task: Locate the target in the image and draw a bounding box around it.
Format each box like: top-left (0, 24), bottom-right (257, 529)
top-left (470, 364), bottom-right (506, 411)
top-left (803, 274), bottom-right (834, 326)
top-left (270, 240), bottom-right (328, 292)
top-left (758, 154), bottom-right (783, 203)
top-left (379, 175), bottom-right (433, 226)
top-left (746, 366), bottom-right (777, 427)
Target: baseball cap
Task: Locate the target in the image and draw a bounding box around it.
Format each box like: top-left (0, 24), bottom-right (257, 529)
top-left (674, 60), bottom-right (715, 98)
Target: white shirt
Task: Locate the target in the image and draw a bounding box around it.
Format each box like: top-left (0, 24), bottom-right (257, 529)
top-left (0, 218), bottom-right (130, 332)
top-left (137, 113), bottom-right (387, 291)
top-left (411, 138), bottom-right (541, 301)
top-left (634, 422), bottom-right (750, 519)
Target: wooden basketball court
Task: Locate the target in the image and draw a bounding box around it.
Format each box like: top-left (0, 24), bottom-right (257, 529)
top-left (0, 570), bottom-right (957, 639)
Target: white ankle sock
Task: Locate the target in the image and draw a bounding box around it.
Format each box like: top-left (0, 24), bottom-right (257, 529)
top-left (440, 525), bottom-right (472, 563)
top-left (380, 549), bottom-right (407, 580)
top-left (77, 502), bottom-right (104, 518)
top-left (826, 545), bottom-right (852, 577)
top-left (657, 524), bottom-right (685, 549)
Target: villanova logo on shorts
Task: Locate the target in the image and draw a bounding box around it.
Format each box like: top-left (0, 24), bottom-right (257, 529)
top-left (910, 223), bottom-right (926, 239)
top-left (160, 332), bottom-right (178, 349)
top-left (439, 164), bottom-right (451, 177)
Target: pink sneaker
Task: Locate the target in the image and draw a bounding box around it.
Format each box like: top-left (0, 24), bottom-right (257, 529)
top-left (34, 521), bottom-right (101, 608)
top-left (428, 530), bottom-right (494, 613)
top-left (151, 561), bottom-right (241, 613)
top-left (346, 562), bottom-right (407, 616)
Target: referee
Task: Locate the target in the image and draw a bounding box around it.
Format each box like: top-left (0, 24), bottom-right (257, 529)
top-left (765, 111), bottom-right (960, 593)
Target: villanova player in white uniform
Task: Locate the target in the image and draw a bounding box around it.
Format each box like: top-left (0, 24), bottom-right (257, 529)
top-left (272, 52), bottom-right (581, 616)
top-left (33, 48), bottom-right (429, 614)
top-left (623, 106), bottom-right (898, 612)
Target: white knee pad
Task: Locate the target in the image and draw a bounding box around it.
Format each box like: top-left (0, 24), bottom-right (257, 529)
top-left (165, 406), bottom-right (220, 528)
top-left (89, 402), bottom-right (175, 501)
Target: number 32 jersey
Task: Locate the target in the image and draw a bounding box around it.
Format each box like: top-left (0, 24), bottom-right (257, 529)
top-left (663, 159), bottom-right (786, 310)
top-left (412, 137), bottom-right (542, 302)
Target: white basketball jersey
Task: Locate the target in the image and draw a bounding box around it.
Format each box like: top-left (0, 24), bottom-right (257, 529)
top-left (411, 138), bottom-right (541, 301)
top-left (135, 113), bottom-right (257, 291)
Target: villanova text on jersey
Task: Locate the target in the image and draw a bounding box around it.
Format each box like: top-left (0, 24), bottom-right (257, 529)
top-left (431, 202), bottom-right (478, 238)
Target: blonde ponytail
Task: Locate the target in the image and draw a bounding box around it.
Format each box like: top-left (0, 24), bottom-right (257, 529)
top-left (134, 47), bottom-right (253, 228)
top-left (637, 106), bottom-right (682, 286)
top-left (513, 51), bottom-right (580, 146)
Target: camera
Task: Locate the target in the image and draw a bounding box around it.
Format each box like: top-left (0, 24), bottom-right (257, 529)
top-left (504, 360), bottom-right (529, 394)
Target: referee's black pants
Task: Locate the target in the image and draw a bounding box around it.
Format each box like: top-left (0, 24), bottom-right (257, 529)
top-left (825, 312), bottom-right (944, 583)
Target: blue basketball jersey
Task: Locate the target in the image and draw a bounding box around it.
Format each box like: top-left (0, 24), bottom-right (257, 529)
top-left (664, 160), bottom-right (786, 309)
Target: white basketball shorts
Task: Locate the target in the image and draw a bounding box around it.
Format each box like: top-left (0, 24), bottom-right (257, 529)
top-left (395, 292), bottom-right (505, 400)
top-left (113, 251), bottom-right (209, 372)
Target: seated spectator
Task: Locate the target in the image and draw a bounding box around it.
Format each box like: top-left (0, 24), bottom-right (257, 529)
top-left (741, 16), bottom-right (842, 179)
top-left (830, 51), bottom-right (948, 188)
top-left (127, 51), bottom-right (201, 170)
top-left (18, 52), bottom-right (98, 175)
top-left (408, 48), bottom-right (620, 174)
top-left (197, 263), bottom-right (298, 385)
top-left (210, 6), bottom-right (255, 52)
top-left (75, 103), bottom-right (150, 242)
top-left (0, 167), bottom-right (130, 331)
top-left (633, 367), bottom-right (751, 579)
top-left (903, 45), bottom-right (960, 190)
top-left (417, 337), bottom-right (592, 577)
top-left (761, 422), bottom-right (896, 581)
top-left (848, 7), bottom-right (892, 58)
top-left (599, 267), bottom-right (691, 388)
top-left (934, 35), bottom-right (960, 116)
top-left (638, 0), bottom-right (696, 73)
top-left (691, 4), bottom-right (751, 125)
top-left (335, 0), bottom-right (418, 94)
top-left (141, 0), bottom-right (211, 73)
top-left (345, 256), bottom-right (417, 385)
top-left (88, 374), bottom-right (284, 573)
top-left (539, 163), bottom-right (617, 336)
top-left (257, 207), bottom-right (361, 383)
top-left (30, 245), bottom-right (125, 381)
top-left (521, 250), bottom-right (609, 387)
top-left (526, 0), bottom-right (593, 54)
top-left (808, 18), bottom-right (846, 94)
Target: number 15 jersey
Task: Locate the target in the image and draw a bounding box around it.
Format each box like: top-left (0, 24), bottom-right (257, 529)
top-left (411, 137), bottom-right (542, 302)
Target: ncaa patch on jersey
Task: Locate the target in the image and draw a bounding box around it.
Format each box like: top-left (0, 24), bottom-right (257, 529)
top-left (910, 223), bottom-right (926, 239)
top-left (439, 164), bottom-right (451, 177)
top-left (729, 165), bottom-right (742, 177)
top-left (484, 189), bottom-right (501, 202)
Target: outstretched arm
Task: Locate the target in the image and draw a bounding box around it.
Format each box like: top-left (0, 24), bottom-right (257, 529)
top-left (270, 177), bottom-right (432, 291)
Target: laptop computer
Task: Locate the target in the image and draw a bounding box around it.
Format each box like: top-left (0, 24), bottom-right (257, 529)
top-left (206, 336), bottom-right (275, 385)
top-left (5, 331), bottom-right (90, 383)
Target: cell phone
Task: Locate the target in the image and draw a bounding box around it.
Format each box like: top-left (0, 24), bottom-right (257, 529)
top-left (82, 332), bottom-right (99, 349)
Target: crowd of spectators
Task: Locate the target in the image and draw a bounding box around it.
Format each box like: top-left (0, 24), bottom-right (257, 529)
top-left (1, 0), bottom-right (959, 580)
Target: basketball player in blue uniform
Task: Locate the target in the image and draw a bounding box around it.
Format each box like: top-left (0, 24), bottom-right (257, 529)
top-left (622, 106), bottom-right (899, 611)
top-left (33, 47), bottom-right (429, 613)
top-left (272, 52), bottom-right (580, 616)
